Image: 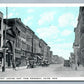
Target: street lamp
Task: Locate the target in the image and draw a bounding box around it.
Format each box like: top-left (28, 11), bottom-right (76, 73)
top-left (2, 45), bottom-right (8, 72)
top-left (2, 7), bottom-right (8, 72)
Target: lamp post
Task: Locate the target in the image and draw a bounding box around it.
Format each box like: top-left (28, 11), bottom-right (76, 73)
top-left (2, 46), bottom-right (8, 72)
top-left (2, 7), bottom-right (8, 72)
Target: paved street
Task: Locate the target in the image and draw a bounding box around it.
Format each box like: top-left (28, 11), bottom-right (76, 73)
top-left (0, 64), bottom-right (84, 78)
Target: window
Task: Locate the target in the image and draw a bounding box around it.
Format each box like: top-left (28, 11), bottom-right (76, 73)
top-left (22, 41), bottom-right (27, 50)
top-left (20, 33), bottom-right (25, 39)
top-left (16, 37), bottom-right (21, 48)
top-left (26, 34), bottom-right (32, 42)
top-left (27, 44), bottom-right (30, 51)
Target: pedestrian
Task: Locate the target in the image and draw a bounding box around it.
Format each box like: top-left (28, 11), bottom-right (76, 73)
top-left (12, 62), bottom-right (17, 70)
top-left (12, 58), bottom-right (17, 71)
top-left (77, 61), bottom-right (80, 67)
top-left (26, 60), bottom-right (30, 69)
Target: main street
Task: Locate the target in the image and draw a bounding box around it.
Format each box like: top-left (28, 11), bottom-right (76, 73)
top-left (0, 64), bottom-right (84, 78)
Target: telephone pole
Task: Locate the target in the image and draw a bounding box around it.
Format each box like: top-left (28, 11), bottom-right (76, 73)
top-left (2, 7), bottom-right (8, 72)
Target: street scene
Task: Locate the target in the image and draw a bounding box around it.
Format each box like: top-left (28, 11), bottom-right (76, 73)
top-left (0, 64), bottom-right (84, 78)
top-left (0, 6), bottom-right (84, 80)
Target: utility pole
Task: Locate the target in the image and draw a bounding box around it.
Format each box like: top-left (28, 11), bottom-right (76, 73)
top-left (2, 7), bottom-right (8, 72)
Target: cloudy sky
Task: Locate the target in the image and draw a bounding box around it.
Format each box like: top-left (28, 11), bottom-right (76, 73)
top-left (0, 6), bottom-right (79, 59)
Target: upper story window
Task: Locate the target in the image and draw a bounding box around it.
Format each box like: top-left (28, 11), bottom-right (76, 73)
top-left (27, 44), bottom-right (30, 51)
top-left (16, 37), bottom-right (21, 48)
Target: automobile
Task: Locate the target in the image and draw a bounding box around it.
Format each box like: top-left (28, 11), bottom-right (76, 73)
top-left (41, 60), bottom-right (50, 66)
top-left (64, 60), bottom-right (70, 67)
top-left (29, 59), bottom-right (35, 68)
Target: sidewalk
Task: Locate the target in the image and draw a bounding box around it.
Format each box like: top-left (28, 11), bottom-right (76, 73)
top-left (77, 65), bottom-right (84, 71)
top-left (71, 64), bottom-right (84, 71)
top-left (0, 66), bottom-right (27, 72)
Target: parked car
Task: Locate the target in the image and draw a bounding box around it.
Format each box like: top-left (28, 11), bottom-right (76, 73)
top-left (29, 59), bottom-right (35, 68)
top-left (64, 60), bottom-right (70, 67)
top-left (41, 60), bottom-right (50, 66)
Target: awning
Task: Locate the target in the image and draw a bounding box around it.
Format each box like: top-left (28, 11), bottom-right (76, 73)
top-left (33, 53), bottom-right (42, 56)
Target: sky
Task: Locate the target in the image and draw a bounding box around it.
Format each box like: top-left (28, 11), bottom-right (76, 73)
top-left (0, 6), bottom-right (79, 59)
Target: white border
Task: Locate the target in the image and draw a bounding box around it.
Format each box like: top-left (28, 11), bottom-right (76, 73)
top-left (0, 3), bottom-right (84, 7)
top-left (0, 77), bottom-right (84, 81)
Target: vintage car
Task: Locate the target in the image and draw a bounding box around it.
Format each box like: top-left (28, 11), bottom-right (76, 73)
top-left (64, 60), bottom-right (70, 67)
top-left (29, 59), bottom-right (35, 68)
top-left (41, 60), bottom-right (50, 66)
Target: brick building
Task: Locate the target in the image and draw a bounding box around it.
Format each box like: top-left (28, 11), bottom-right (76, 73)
top-left (69, 53), bottom-right (75, 68)
top-left (40, 39), bottom-right (48, 61)
top-left (49, 51), bottom-right (53, 64)
top-left (73, 7), bottom-right (84, 66)
top-left (0, 12), bottom-right (3, 66)
top-left (0, 11), bottom-right (53, 68)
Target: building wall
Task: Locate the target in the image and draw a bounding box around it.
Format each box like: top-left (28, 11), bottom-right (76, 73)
top-left (46, 46), bottom-right (50, 63)
top-left (3, 18), bottom-right (34, 67)
top-left (40, 39), bottom-right (48, 61)
top-left (14, 19), bottom-right (26, 66)
top-left (70, 53), bottom-right (75, 64)
top-left (52, 55), bottom-right (59, 64)
top-left (1, 16), bottom-right (52, 67)
top-left (74, 7), bottom-right (84, 66)
top-left (14, 19), bottom-right (35, 66)
top-left (34, 35), bottom-right (41, 54)
top-left (0, 12), bottom-right (3, 49)
top-left (50, 51), bottom-right (53, 63)
top-left (42, 41), bottom-right (47, 61)
top-left (0, 12), bottom-right (3, 67)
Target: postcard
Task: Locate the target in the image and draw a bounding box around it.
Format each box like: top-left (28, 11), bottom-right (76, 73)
top-left (0, 3), bottom-right (84, 81)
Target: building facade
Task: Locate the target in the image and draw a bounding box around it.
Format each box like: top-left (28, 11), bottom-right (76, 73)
top-left (69, 53), bottom-right (75, 68)
top-left (73, 7), bottom-right (84, 66)
top-left (0, 11), bottom-right (53, 68)
top-left (0, 12), bottom-right (3, 66)
top-left (40, 39), bottom-right (48, 61)
top-left (49, 51), bottom-right (53, 64)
